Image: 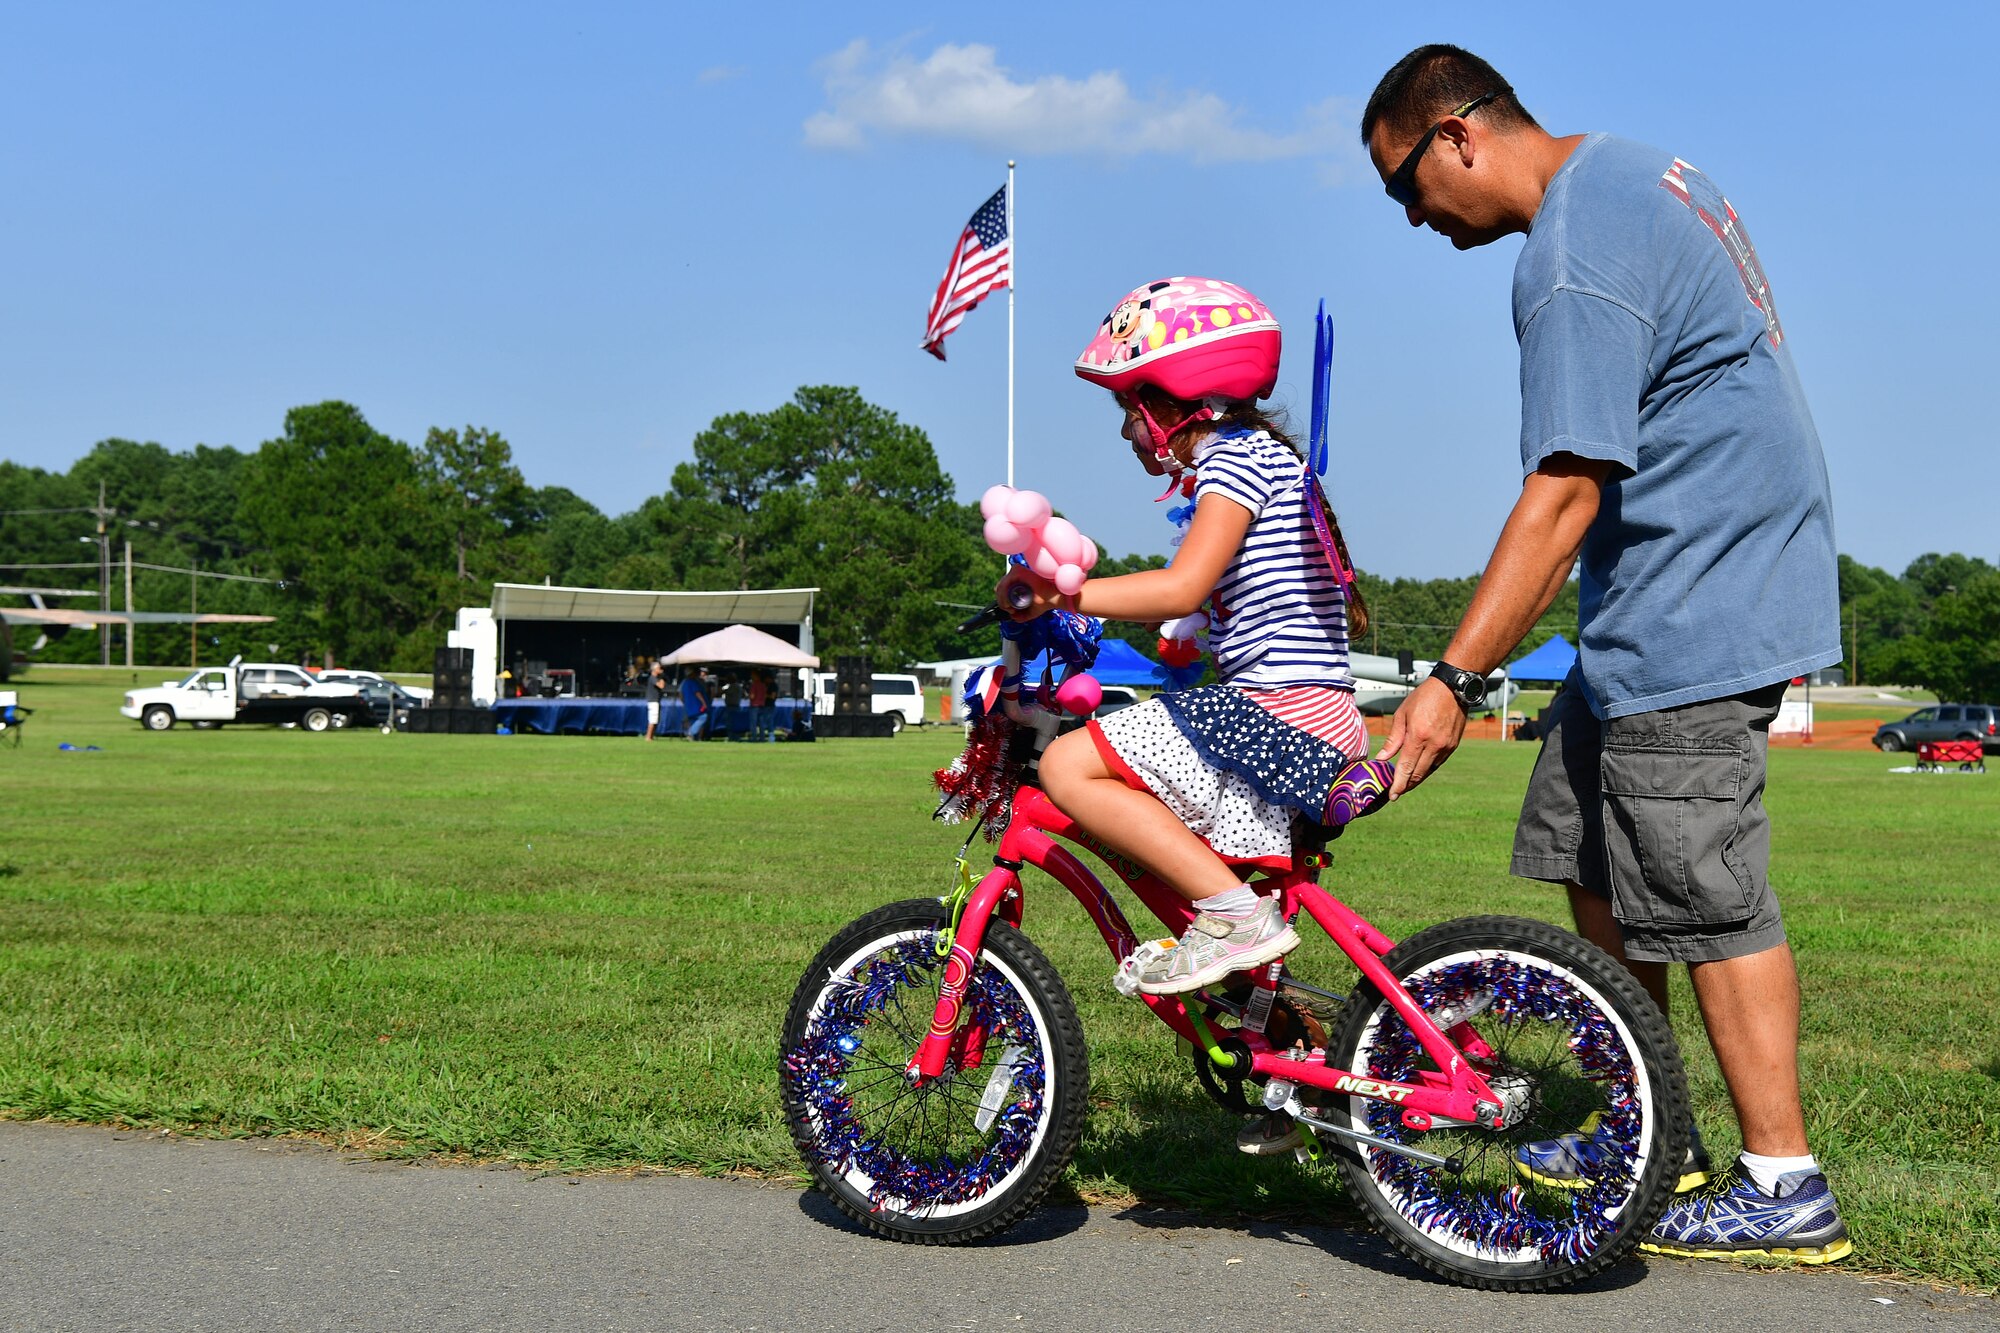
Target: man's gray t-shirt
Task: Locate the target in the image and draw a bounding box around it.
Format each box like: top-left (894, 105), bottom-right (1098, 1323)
top-left (1514, 134), bottom-right (1839, 719)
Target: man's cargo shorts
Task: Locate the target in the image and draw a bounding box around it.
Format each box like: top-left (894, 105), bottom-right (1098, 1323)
top-left (1511, 671), bottom-right (1789, 963)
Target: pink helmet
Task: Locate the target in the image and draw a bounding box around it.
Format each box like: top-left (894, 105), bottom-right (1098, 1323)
top-left (1074, 277), bottom-right (1281, 403)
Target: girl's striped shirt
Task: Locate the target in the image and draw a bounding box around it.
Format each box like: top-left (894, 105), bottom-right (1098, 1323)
top-left (1190, 427), bottom-right (1353, 691)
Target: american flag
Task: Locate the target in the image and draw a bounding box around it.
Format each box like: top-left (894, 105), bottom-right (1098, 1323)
top-left (921, 184), bottom-right (1011, 361)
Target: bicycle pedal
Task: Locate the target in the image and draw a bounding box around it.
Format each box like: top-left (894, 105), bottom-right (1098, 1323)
top-left (1112, 939), bottom-right (1176, 997)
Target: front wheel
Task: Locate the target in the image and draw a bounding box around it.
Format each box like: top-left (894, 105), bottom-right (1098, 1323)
top-left (779, 898), bottom-right (1089, 1244)
top-left (142, 705), bottom-right (175, 731)
top-left (1326, 915), bottom-right (1690, 1292)
top-left (1877, 732), bottom-right (1904, 752)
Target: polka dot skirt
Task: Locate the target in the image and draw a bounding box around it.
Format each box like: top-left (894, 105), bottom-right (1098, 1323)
top-left (1092, 686), bottom-right (1365, 863)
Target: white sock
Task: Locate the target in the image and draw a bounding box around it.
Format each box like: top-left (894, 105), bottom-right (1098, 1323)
top-left (1739, 1151), bottom-right (1817, 1195)
top-left (1196, 886), bottom-right (1261, 917)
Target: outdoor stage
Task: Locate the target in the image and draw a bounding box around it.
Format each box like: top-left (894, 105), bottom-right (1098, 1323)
top-left (492, 696), bottom-right (809, 737)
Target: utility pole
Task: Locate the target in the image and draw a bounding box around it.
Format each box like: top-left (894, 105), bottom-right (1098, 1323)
top-left (93, 480), bottom-right (112, 666)
top-left (124, 539), bottom-right (135, 668)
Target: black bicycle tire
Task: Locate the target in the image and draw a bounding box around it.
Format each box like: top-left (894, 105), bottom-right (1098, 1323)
top-left (779, 898), bottom-right (1090, 1244)
top-left (1325, 914), bottom-right (1690, 1292)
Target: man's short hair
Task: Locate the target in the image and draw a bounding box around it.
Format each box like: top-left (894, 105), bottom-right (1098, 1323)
top-left (1361, 44), bottom-right (1538, 147)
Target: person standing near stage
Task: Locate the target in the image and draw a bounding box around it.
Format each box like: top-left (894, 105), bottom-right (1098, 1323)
top-left (680, 666), bottom-right (709, 741)
top-left (642, 657), bottom-right (666, 742)
top-left (722, 675), bottom-right (744, 741)
top-left (748, 670), bottom-right (773, 741)
top-left (1360, 44), bottom-right (1847, 1264)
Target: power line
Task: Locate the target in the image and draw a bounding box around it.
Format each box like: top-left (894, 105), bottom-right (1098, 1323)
top-left (0, 560), bottom-right (277, 583)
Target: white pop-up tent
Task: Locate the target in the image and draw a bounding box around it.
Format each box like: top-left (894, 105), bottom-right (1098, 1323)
top-left (659, 624), bottom-right (820, 669)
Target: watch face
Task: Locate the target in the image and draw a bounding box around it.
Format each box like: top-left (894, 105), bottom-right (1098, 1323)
top-left (1436, 664), bottom-right (1484, 707)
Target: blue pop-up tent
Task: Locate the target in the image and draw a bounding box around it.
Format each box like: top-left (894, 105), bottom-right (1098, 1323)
top-left (1507, 633), bottom-right (1577, 683)
top-left (1022, 636), bottom-right (1184, 688)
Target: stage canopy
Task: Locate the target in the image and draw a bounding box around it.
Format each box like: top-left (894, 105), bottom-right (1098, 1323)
top-left (1507, 633), bottom-right (1578, 683)
top-left (468, 582), bottom-right (821, 700)
top-left (490, 584), bottom-right (816, 626)
top-left (660, 624), bottom-right (820, 669)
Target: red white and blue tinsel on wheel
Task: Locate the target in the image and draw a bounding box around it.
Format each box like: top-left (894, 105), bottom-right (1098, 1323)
top-left (782, 935), bottom-right (1048, 1211)
top-left (1357, 957), bottom-right (1644, 1264)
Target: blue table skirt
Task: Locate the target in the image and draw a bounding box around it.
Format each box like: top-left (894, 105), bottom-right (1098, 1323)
top-left (492, 697), bottom-right (807, 737)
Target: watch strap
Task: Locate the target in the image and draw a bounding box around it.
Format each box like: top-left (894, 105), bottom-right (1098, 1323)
top-left (1430, 660), bottom-right (1486, 708)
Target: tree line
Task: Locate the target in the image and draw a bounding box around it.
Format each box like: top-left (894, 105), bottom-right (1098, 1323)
top-left (3, 387), bottom-right (1993, 700)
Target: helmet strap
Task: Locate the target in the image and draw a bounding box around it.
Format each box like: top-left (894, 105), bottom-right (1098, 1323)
top-left (1139, 401), bottom-right (1214, 462)
top-left (1121, 392), bottom-right (1217, 500)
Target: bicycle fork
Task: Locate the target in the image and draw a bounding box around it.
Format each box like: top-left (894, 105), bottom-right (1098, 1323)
top-left (906, 860), bottom-right (1020, 1083)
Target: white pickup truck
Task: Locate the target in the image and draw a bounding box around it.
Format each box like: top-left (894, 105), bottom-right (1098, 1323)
top-left (121, 658), bottom-right (369, 732)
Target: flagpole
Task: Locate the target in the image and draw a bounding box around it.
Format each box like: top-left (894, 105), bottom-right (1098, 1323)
top-left (1006, 159), bottom-right (1016, 489)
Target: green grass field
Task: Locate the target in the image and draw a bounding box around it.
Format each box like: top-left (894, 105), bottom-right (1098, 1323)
top-left (3, 666), bottom-right (1995, 1287)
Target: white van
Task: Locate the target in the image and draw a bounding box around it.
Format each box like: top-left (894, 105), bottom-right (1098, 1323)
top-left (810, 672), bottom-right (926, 733)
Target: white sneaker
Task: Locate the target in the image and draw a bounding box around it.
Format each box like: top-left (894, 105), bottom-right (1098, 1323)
top-left (1134, 897), bottom-right (1299, 996)
top-left (1236, 1112), bottom-right (1305, 1156)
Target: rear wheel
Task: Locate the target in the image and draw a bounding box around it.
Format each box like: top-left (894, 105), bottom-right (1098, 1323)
top-left (888, 713), bottom-right (905, 735)
top-left (780, 899), bottom-right (1089, 1243)
top-left (1326, 916), bottom-right (1689, 1292)
top-left (142, 705), bottom-right (175, 731)
top-left (301, 707), bottom-right (333, 732)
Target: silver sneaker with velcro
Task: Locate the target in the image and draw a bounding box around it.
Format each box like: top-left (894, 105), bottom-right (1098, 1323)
top-left (1133, 897), bottom-right (1300, 996)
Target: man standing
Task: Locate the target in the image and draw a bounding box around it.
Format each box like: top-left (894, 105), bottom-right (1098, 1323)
top-left (680, 666), bottom-right (710, 741)
top-left (642, 656), bottom-right (666, 742)
top-left (1362, 45), bottom-right (1847, 1264)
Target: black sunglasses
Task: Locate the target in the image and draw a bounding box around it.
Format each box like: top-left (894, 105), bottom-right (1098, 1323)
top-left (1383, 88), bottom-right (1510, 208)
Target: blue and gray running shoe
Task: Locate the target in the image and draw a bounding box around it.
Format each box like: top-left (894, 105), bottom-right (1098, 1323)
top-left (1514, 1112), bottom-right (1712, 1192)
top-left (1641, 1165), bottom-right (1852, 1264)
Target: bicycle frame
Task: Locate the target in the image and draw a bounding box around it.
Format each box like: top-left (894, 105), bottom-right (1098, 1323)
top-left (909, 785), bottom-right (1506, 1127)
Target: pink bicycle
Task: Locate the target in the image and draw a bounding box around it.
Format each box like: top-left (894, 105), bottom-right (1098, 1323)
top-left (780, 652), bottom-right (1691, 1291)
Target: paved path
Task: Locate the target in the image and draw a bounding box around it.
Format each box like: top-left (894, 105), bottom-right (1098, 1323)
top-left (2, 1121), bottom-right (1993, 1332)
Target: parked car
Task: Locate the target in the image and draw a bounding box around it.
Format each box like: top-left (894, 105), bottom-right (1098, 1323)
top-left (316, 668), bottom-right (434, 701)
top-left (346, 680), bottom-right (426, 731)
top-left (1873, 703), bottom-right (2000, 754)
top-left (1093, 685), bottom-right (1140, 719)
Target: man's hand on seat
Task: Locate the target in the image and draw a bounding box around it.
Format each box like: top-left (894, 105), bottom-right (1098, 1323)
top-left (1376, 678), bottom-right (1467, 800)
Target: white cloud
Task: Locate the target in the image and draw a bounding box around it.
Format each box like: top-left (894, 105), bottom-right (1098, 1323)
top-left (804, 40), bottom-right (1360, 172)
top-left (698, 65), bottom-right (746, 85)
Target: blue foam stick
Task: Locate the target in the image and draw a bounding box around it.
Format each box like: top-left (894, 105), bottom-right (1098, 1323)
top-left (1309, 299), bottom-right (1333, 478)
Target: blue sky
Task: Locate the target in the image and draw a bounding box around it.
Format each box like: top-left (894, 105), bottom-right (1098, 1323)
top-left (3, 3), bottom-right (1992, 580)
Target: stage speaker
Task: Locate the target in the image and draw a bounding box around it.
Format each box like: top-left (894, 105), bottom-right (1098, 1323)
top-left (818, 713), bottom-right (894, 738)
top-left (448, 707), bottom-right (496, 735)
top-left (835, 655), bottom-right (872, 715)
top-left (407, 707), bottom-right (436, 734)
top-left (435, 646), bottom-right (472, 674)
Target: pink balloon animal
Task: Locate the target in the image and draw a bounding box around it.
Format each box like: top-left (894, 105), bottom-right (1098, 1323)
top-left (979, 485), bottom-right (1100, 597)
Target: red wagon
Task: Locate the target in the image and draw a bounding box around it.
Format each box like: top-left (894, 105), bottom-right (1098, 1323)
top-left (1916, 739), bottom-right (1986, 772)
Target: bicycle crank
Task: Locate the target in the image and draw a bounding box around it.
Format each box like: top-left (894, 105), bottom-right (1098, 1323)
top-left (1263, 1079), bottom-right (1462, 1172)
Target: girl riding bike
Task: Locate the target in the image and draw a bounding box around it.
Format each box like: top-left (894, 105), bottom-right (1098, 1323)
top-left (782, 280), bottom-right (1695, 1289)
top-left (1004, 277), bottom-right (1370, 1000)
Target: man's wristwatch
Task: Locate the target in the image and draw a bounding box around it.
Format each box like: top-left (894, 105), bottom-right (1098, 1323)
top-left (1429, 660), bottom-right (1488, 710)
